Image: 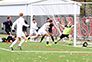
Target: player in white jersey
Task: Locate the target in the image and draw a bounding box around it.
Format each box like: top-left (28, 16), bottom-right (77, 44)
top-left (9, 12), bottom-right (29, 51)
top-left (30, 20), bottom-right (53, 46)
top-left (26, 19), bottom-right (38, 42)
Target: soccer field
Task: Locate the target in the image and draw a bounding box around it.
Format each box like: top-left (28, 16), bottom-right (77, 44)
top-left (0, 35), bottom-right (92, 62)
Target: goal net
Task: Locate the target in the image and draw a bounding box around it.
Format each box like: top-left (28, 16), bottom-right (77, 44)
top-left (31, 2), bottom-right (92, 47)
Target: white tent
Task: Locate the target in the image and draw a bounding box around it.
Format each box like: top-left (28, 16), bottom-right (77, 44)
top-left (0, 0), bottom-right (81, 15)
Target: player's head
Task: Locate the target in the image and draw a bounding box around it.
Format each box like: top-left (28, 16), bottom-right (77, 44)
top-left (7, 16), bottom-right (11, 21)
top-left (33, 18), bottom-right (36, 23)
top-left (19, 12), bottom-right (23, 17)
top-left (47, 18), bottom-right (50, 22)
top-left (49, 20), bottom-right (53, 24)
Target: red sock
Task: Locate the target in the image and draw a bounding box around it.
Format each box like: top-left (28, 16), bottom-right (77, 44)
top-left (5, 40), bottom-right (9, 44)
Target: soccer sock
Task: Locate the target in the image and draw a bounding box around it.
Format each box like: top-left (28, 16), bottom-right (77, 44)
top-left (10, 40), bottom-right (17, 47)
top-left (69, 38), bottom-right (72, 43)
top-left (27, 36), bottom-right (30, 40)
top-left (18, 40), bottom-right (25, 46)
top-left (46, 37), bottom-right (49, 41)
top-left (56, 39), bottom-right (61, 42)
top-left (40, 36), bottom-right (45, 42)
top-left (51, 36), bottom-right (54, 42)
top-left (5, 40), bottom-right (9, 44)
top-left (46, 37), bottom-right (49, 44)
top-left (46, 41), bottom-right (49, 44)
top-left (31, 36), bottom-right (35, 39)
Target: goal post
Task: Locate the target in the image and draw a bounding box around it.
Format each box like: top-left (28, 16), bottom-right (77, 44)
top-left (31, 2), bottom-right (80, 47)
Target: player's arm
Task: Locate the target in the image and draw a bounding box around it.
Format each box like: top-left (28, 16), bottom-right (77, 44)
top-left (59, 24), bottom-right (65, 28)
top-left (45, 23), bottom-right (50, 28)
top-left (23, 19), bottom-right (29, 27)
top-left (1, 23), bottom-right (4, 29)
top-left (1, 21), bottom-right (6, 30)
top-left (71, 25), bottom-right (74, 29)
top-left (57, 22), bottom-right (65, 28)
top-left (12, 20), bottom-right (17, 30)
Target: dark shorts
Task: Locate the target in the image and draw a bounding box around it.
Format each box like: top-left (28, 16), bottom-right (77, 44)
top-left (60, 34), bottom-right (69, 39)
top-left (5, 30), bottom-right (11, 34)
top-left (49, 31), bottom-right (53, 34)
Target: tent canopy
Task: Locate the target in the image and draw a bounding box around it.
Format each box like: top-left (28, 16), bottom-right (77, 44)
top-left (0, 0), bottom-right (81, 15)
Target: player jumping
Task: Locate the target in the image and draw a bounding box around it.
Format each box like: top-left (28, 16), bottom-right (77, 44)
top-left (9, 12), bottom-right (30, 51)
top-left (55, 21), bottom-right (74, 45)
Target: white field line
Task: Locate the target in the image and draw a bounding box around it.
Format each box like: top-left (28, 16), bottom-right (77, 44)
top-left (28, 40), bottom-right (92, 50)
top-left (0, 47), bottom-right (92, 53)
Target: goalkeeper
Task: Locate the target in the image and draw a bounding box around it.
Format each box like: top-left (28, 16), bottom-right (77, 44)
top-left (55, 21), bottom-right (74, 45)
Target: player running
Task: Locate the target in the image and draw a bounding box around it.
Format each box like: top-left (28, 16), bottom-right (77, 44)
top-left (26, 18), bottom-right (38, 42)
top-left (9, 12), bottom-right (30, 51)
top-left (40, 18), bottom-right (54, 43)
top-left (28, 20), bottom-right (53, 46)
top-left (1, 16), bottom-right (12, 34)
top-left (55, 21), bottom-right (74, 45)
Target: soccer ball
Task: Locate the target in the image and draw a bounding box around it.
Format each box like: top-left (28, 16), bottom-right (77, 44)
top-left (85, 19), bottom-right (90, 24)
top-left (83, 42), bottom-right (88, 47)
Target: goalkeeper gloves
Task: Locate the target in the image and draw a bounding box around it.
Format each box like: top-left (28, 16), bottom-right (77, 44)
top-left (12, 30), bottom-right (15, 32)
top-left (2, 27), bottom-right (4, 30)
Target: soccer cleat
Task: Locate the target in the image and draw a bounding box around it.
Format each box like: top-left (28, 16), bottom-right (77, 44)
top-left (25, 38), bottom-right (28, 42)
top-left (10, 47), bottom-right (14, 51)
top-left (17, 46), bottom-right (22, 50)
top-left (46, 44), bottom-right (51, 46)
top-left (55, 42), bottom-right (57, 44)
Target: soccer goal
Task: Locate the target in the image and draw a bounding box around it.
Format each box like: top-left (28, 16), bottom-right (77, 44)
top-left (31, 2), bottom-right (92, 47)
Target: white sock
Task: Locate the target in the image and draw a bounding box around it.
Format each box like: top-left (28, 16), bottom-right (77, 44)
top-left (30, 36), bottom-right (35, 39)
top-left (46, 37), bottom-right (49, 41)
top-left (18, 40), bottom-right (25, 46)
top-left (10, 40), bottom-right (17, 47)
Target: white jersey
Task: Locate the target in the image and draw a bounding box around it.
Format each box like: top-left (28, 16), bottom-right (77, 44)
top-left (31, 22), bottom-right (38, 30)
top-left (40, 22), bottom-right (50, 31)
top-left (37, 22), bottom-right (50, 35)
top-left (30, 22), bottom-right (38, 34)
top-left (12, 17), bottom-right (29, 37)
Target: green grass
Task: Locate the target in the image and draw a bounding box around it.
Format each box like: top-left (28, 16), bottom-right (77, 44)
top-left (0, 34), bottom-right (92, 62)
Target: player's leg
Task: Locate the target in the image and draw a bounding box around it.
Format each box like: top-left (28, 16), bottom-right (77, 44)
top-left (45, 33), bottom-right (51, 46)
top-left (55, 34), bottom-right (65, 44)
top-left (10, 37), bottom-right (20, 51)
top-left (5, 30), bottom-right (10, 35)
top-left (17, 36), bottom-right (26, 50)
top-left (26, 30), bottom-right (34, 42)
top-left (34, 30), bottom-right (39, 42)
top-left (68, 35), bottom-right (72, 45)
top-left (40, 35), bottom-right (45, 43)
top-left (50, 33), bottom-right (54, 42)
top-left (26, 33), bottom-right (33, 42)
top-left (17, 32), bottom-right (26, 50)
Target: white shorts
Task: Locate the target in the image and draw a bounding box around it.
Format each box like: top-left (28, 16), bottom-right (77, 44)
top-left (37, 29), bottom-right (47, 35)
top-left (30, 29), bottom-right (37, 34)
top-left (17, 31), bottom-right (25, 38)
